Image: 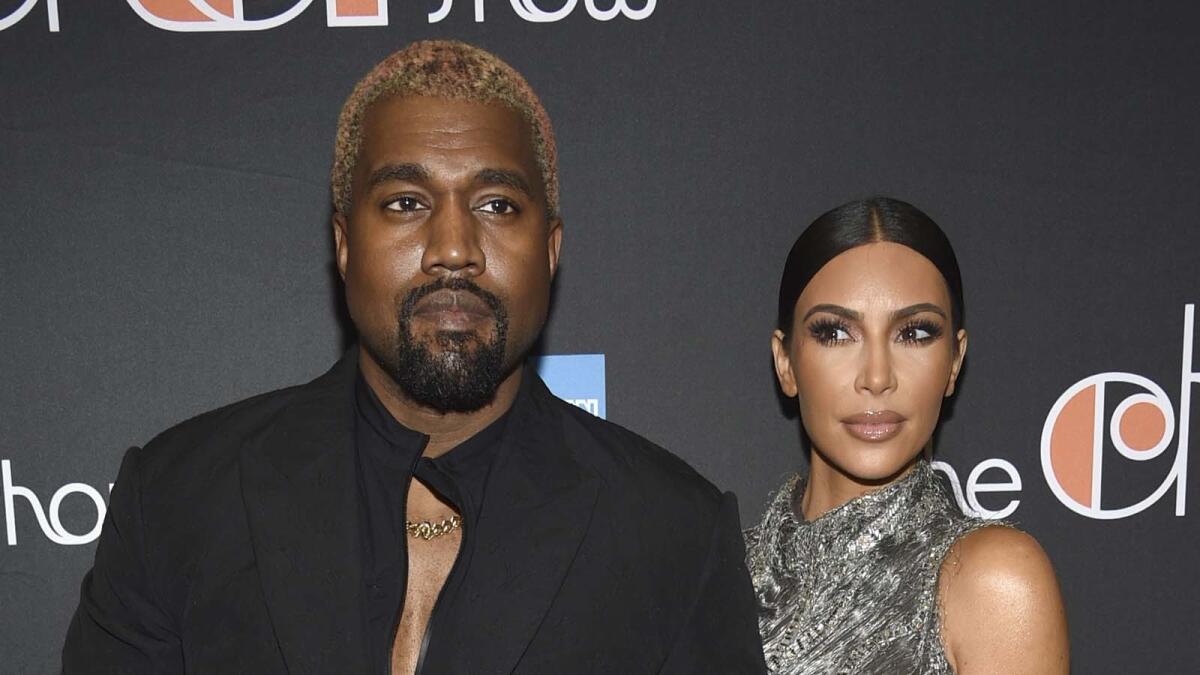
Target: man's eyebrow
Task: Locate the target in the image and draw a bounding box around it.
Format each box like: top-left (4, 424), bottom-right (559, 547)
top-left (367, 163), bottom-right (431, 189)
top-left (475, 168), bottom-right (533, 197)
top-left (802, 304), bottom-right (863, 322)
top-left (890, 303), bottom-right (947, 321)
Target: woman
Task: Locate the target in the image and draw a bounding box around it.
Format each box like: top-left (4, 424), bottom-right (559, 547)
top-left (745, 197), bottom-right (1069, 674)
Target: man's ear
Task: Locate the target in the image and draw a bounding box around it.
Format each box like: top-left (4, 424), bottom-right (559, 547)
top-left (332, 211), bottom-right (349, 281)
top-left (547, 217), bottom-right (563, 278)
top-left (771, 329), bottom-right (798, 397)
top-left (945, 328), bottom-right (968, 396)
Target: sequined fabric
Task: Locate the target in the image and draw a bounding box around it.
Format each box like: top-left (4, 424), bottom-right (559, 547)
top-left (744, 461), bottom-right (994, 674)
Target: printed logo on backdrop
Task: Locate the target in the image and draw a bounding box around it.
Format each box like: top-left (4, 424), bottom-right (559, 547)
top-left (929, 304), bottom-right (1195, 523)
top-left (2, 460), bottom-right (110, 546)
top-left (932, 458), bottom-right (1022, 521)
top-left (534, 353), bottom-right (606, 419)
top-left (0, 0), bottom-right (57, 31)
top-left (2, 353), bottom-right (605, 546)
top-left (0, 0), bottom-right (654, 32)
top-left (1040, 304), bottom-right (1195, 520)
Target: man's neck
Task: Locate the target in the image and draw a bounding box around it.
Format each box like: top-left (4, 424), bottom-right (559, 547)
top-left (358, 346), bottom-right (522, 459)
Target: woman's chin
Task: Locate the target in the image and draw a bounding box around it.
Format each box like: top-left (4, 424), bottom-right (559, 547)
top-left (821, 448), bottom-right (922, 486)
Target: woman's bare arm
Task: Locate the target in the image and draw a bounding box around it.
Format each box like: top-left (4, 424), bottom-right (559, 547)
top-left (940, 526), bottom-right (1069, 674)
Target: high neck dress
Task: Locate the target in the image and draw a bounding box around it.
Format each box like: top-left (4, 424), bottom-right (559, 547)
top-left (744, 461), bottom-right (994, 675)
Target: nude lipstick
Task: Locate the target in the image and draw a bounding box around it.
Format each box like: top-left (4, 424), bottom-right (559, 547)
top-left (842, 410), bottom-right (906, 442)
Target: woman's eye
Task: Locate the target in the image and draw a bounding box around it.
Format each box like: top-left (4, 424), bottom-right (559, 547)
top-left (477, 198), bottom-right (518, 215)
top-left (898, 322), bottom-right (942, 344)
top-left (809, 321), bottom-right (852, 345)
top-left (385, 196), bottom-right (424, 212)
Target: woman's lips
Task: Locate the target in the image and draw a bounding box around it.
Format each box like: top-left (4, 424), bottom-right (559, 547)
top-left (841, 410), bottom-right (906, 442)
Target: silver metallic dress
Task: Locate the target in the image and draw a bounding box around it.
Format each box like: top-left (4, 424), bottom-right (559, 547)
top-left (744, 461), bottom-right (993, 674)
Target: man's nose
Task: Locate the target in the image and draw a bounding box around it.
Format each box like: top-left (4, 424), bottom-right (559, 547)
top-left (420, 200), bottom-right (484, 277)
top-left (855, 340), bottom-right (898, 396)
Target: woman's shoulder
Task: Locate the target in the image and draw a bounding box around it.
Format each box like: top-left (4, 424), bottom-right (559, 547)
top-left (937, 525), bottom-right (1070, 673)
top-left (943, 525), bottom-right (1053, 581)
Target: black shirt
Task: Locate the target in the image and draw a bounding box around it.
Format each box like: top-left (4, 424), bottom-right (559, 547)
top-left (354, 373), bottom-right (510, 674)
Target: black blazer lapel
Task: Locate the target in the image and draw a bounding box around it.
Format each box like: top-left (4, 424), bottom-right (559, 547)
top-left (239, 353), bottom-right (369, 675)
top-left (433, 373), bottom-right (600, 674)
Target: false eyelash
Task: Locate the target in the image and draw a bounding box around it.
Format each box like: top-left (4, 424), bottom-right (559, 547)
top-left (898, 319), bottom-right (944, 344)
top-left (808, 318), bottom-right (853, 345)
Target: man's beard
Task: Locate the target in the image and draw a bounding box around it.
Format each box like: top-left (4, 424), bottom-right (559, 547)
top-left (368, 278), bottom-right (510, 413)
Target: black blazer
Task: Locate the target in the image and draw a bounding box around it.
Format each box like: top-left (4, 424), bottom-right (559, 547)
top-left (63, 353), bottom-right (767, 674)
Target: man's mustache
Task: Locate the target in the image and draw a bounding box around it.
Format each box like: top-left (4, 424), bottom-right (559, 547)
top-left (399, 278), bottom-right (505, 322)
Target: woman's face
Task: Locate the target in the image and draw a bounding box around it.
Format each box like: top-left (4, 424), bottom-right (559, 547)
top-left (771, 242), bottom-right (967, 483)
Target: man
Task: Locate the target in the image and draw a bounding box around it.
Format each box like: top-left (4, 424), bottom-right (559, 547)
top-left (63, 41), bottom-right (766, 674)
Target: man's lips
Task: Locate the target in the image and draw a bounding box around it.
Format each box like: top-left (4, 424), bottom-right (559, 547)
top-left (411, 289), bottom-right (494, 328)
top-left (841, 410), bottom-right (906, 442)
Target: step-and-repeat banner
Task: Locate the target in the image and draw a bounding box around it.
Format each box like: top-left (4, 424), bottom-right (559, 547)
top-left (2, 2), bottom-right (1197, 672)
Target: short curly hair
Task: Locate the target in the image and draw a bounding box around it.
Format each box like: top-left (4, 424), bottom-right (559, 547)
top-left (331, 40), bottom-right (559, 218)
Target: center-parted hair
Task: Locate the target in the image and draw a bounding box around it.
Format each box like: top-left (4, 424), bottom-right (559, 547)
top-left (777, 197), bottom-right (965, 338)
top-left (331, 40), bottom-right (559, 218)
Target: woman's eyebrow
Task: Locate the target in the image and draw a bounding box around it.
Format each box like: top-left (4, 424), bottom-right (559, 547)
top-left (890, 303), bottom-right (947, 321)
top-left (801, 303), bottom-right (947, 323)
top-left (802, 304), bottom-right (862, 322)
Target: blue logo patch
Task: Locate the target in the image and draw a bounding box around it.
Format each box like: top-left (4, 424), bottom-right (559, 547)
top-left (533, 354), bottom-right (606, 419)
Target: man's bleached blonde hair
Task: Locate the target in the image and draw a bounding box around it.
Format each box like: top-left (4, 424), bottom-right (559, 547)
top-left (331, 40), bottom-right (559, 218)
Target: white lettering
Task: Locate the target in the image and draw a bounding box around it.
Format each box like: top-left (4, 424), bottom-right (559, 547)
top-left (566, 398), bottom-right (600, 415)
top-left (48, 483), bottom-right (106, 544)
top-left (930, 460), bottom-right (974, 516)
top-left (965, 458), bottom-right (1021, 520)
top-left (0, 0), bottom-right (58, 32)
top-left (509, 0), bottom-right (577, 23)
top-left (2, 460), bottom-right (107, 546)
top-left (4, 0), bottom-right (654, 32)
top-left (428, 0), bottom-right (485, 23)
top-left (4, 460), bottom-right (51, 545)
top-left (584, 0), bottom-right (654, 21)
top-left (428, 0), bottom-right (453, 22)
top-left (1177, 303), bottom-right (1196, 514)
top-left (932, 459), bottom-right (1020, 520)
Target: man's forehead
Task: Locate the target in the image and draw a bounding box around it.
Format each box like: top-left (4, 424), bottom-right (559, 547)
top-left (362, 96), bottom-right (530, 145)
top-left (357, 95), bottom-right (538, 173)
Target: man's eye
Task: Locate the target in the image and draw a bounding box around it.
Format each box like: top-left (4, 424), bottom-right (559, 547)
top-left (477, 198), bottom-right (518, 215)
top-left (385, 196), bottom-right (424, 212)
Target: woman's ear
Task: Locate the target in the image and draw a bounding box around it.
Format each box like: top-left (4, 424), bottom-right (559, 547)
top-left (772, 329), bottom-right (799, 397)
top-left (945, 329), bottom-right (968, 396)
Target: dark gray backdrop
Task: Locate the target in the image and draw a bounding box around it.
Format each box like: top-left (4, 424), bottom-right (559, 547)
top-left (2, 1), bottom-right (1198, 672)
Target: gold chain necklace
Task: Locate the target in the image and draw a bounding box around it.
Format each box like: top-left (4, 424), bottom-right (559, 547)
top-left (405, 514), bottom-right (462, 541)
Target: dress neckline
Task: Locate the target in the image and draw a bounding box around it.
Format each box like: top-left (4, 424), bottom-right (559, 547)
top-left (746, 459), bottom-right (990, 674)
top-left (788, 459), bottom-right (930, 526)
